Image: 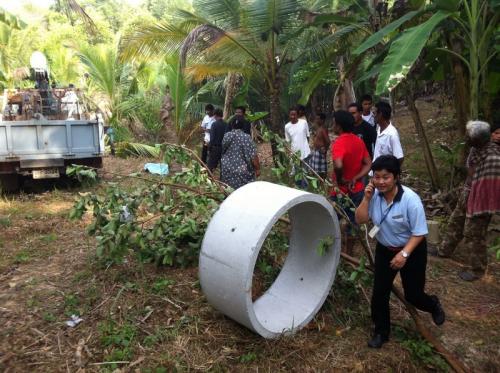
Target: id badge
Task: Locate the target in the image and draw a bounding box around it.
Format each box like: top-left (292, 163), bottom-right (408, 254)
top-left (368, 225), bottom-right (380, 239)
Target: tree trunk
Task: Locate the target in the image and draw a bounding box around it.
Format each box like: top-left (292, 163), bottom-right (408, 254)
top-left (269, 86), bottom-right (282, 136)
top-left (333, 56), bottom-right (356, 111)
top-left (159, 88), bottom-right (179, 144)
top-left (223, 72), bottom-right (241, 119)
top-left (446, 35), bottom-right (469, 164)
top-left (268, 84), bottom-right (284, 167)
top-left (404, 86), bottom-right (440, 191)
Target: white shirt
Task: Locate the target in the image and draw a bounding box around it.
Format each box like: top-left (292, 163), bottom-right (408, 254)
top-left (285, 119), bottom-right (311, 159)
top-left (201, 114), bottom-right (215, 143)
top-left (62, 90), bottom-right (79, 119)
top-left (362, 112), bottom-right (375, 127)
top-left (373, 123), bottom-right (404, 161)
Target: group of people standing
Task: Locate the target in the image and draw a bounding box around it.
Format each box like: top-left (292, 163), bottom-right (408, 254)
top-left (202, 95), bottom-right (500, 348)
top-left (200, 97), bottom-right (499, 349)
top-left (200, 105), bottom-right (260, 190)
top-left (283, 97), bottom-right (449, 349)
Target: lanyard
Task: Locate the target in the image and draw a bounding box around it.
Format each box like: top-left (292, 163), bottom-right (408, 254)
top-left (379, 198), bottom-right (396, 226)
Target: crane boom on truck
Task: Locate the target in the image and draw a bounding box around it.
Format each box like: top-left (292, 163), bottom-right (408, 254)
top-left (0, 52), bottom-right (104, 191)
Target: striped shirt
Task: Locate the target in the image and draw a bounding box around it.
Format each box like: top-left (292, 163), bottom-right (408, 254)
top-left (466, 142), bottom-right (500, 217)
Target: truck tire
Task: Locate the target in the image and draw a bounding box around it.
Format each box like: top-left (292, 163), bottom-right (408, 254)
top-left (0, 174), bottom-right (20, 193)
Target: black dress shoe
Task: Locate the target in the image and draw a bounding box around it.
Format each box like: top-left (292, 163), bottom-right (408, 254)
top-left (431, 295), bottom-right (445, 326)
top-left (367, 334), bottom-right (388, 348)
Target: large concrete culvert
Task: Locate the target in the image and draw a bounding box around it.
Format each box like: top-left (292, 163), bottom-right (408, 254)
top-left (199, 181), bottom-right (341, 338)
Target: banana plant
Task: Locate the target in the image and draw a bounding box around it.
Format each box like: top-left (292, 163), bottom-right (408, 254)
top-left (354, 0), bottom-right (500, 121)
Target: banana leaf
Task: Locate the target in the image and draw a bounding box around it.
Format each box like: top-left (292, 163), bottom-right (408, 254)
top-left (354, 9), bottom-right (423, 55)
top-left (375, 10), bottom-right (451, 95)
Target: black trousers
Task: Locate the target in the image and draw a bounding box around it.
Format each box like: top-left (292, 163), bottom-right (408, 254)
top-left (207, 145), bottom-right (222, 171)
top-left (371, 240), bottom-right (437, 337)
top-left (201, 143), bottom-right (209, 165)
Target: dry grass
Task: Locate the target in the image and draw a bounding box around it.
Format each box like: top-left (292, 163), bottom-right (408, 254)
top-left (1, 103), bottom-right (500, 372)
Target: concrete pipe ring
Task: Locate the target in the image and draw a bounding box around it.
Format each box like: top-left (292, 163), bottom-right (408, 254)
top-left (199, 181), bottom-right (341, 339)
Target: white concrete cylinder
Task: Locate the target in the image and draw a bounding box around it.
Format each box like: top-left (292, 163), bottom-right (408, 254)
top-left (199, 181), bottom-right (341, 338)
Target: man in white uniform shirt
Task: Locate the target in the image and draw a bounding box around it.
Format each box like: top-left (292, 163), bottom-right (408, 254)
top-left (373, 101), bottom-right (404, 165)
top-left (201, 104), bottom-right (215, 164)
top-left (285, 107), bottom-right (311, 160)
top-left (285, 107), bottom-right (311, 188)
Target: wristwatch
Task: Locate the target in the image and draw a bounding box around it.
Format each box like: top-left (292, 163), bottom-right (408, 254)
top-left (401, 250), bottom-right (409, 258)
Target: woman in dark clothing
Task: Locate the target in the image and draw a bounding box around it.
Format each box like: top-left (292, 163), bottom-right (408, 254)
top-left (355, 155), bottom-right (445, 348)
top-left (220, 120), bottom-right (260, 190)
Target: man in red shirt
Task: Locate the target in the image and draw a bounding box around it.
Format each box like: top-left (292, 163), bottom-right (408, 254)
top-left (331, 110), bottom-right (372, 254)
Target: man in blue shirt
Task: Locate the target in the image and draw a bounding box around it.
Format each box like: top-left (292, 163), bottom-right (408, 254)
top-left (355, 155), bottom-right (445, 348)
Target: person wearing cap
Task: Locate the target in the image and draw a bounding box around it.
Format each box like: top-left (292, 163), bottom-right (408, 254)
top-left (355, 155), bottom-right (445, 348)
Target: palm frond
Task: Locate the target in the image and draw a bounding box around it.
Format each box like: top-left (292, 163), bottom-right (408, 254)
top-left (180, 24), bottom-right (225, 67)
top-left (61, 0), bottom-right (98, 35)
top-left (197, 78), bottom-right (227, 97)
top-left (77, 44), bottom-right (118, 99)
top-left (120, 22), bottom-right (191, 62)
top-left (191, 0), bottom-right (241, 30)
top-left (297, 59), bottom-right (333, 104)
top-left (117, 142), bottom-right (161, 158)
top-left (170, 9), bottom-right (210, 31)
top-left (192, 32), bottom-right (263, 69)
top-left (301, 11), bottom-right (359, 26)
top-left (295, 23), bottom-right (368, 63)
top-left (164, 54), bottom-right (188, 131)
top-left (184, 62), bottom-right (250, 82)
top-left (245, 0), bottom-right (302, 35)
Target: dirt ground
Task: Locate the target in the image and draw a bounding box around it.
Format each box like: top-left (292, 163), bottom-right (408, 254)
top-left (1, 100), bottom-right (500, 372)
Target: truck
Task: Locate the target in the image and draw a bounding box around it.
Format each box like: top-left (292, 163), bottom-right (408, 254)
top-left (0, 52), bottom-right (103, 191)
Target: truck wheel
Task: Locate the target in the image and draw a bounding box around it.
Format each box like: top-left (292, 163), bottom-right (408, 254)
top-left (0, 174), bottom-right (20, 193)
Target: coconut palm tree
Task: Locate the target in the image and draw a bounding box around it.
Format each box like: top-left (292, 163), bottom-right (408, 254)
top-left (121, 0), bottom-right (333, 135)
top-left (292, 1), bottom-right (374, 109)
top-left (77, 42), bottom-right (135, 126)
